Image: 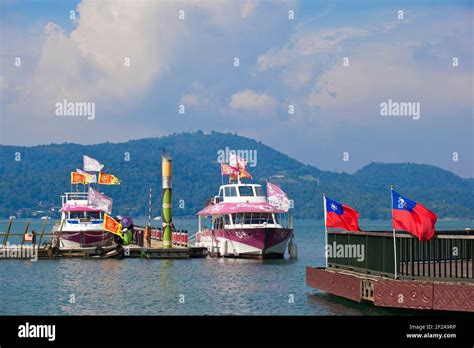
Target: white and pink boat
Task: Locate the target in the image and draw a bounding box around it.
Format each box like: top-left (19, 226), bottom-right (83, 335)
top-left (53, 190), bottom-right (112, 249)
top-left (195, 181), bottom-right (295, 259)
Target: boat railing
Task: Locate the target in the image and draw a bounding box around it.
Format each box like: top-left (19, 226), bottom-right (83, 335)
top-left (326, 229), bottom-right (473, 282)
top-left (187, 231), bottom-right (198, 245)
top-left (61, 192), bottom-right (89, 205)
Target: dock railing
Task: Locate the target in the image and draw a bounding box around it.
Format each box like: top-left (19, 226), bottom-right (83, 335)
top-left (0, 219), bottom-right (58, 251)
top-left (327, 229), bottom-right (473, 282)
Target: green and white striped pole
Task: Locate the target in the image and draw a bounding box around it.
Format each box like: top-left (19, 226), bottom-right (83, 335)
top-left (162, 149), bottom-right (173, 248)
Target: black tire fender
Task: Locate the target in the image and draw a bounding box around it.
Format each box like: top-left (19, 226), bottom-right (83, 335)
top-left (116, 245), bottom-right (124, 255)
top-left (95, 247), bottom-right (105, 256)
top-left (52, 246), bottom-right (60, 256)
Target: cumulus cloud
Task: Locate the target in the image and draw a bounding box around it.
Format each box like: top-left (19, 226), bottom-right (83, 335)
top-left (306, 43), bottom-right (472, 121)
top-left (1, 0), bottom-right (280, 144)
top-left (257, 27), bottom-right (369, 72)
top-left (240, 0), bottom-right (258, 18)
top-left (229, 89), bottom-right (276, 113)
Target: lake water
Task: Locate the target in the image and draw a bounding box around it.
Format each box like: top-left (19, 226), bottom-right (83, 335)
top-left (0, 218), bottom-right (472, 315)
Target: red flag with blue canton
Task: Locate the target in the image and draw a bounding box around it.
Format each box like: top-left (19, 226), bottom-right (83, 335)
top-left (391, 190), bottom-right (437, 242)
top-left (325, 197), bottom-right (361, 231)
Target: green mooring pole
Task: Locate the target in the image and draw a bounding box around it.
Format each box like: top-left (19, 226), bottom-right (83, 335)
top-left (162, 149), bottom-right (172, 248)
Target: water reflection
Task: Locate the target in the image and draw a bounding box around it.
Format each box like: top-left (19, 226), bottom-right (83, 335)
top-left (0, 218), bottom-right (472, 315)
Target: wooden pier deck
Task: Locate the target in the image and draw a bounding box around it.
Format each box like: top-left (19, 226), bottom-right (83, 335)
top-left (0, 239), bottom-right (207, 260)
top-left (0, 219), bottom-right (207, 260)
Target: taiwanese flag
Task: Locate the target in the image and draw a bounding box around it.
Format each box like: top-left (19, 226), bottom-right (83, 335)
top-left (391, 190), bottom-right (437, 241)
top-left (325, 197), bottom-right (361, 231)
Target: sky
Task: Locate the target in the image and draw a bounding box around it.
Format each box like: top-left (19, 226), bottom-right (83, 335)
top-left (0, 0), bottom-right (472, 177)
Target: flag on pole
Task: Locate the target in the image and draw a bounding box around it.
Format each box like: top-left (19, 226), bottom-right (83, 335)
top-left (83, 155), bottom-right (104, 172)
top-left (103, 214), bottom-right (123, 239)
top-left (267, 182), bottom-right (290, 212)
top-left (77, 168), bottom-right (97, 183)
top-left (88, 187), bottom-right (112, 214)
top-left (324, 197), bottom-right (361, 231)
top-left (71, 172), bottom-right (86, 184)
top-left (391, 190), bottom-right (437, 241)
top-left (98, 172), bottom-right (121, 185)
top-left (221, 163), bottom-right (239, 177)
top-left (239, 168), bottom-right (253, 179)
top-left (229, 154), bottom-right (247, 170)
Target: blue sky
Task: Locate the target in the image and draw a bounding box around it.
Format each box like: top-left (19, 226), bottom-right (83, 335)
top-left (0, 0), bottom-right (472, 177)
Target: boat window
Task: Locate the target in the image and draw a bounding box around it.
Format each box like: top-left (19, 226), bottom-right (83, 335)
top-left (87, 211), bottom-right (101, 219)
top-left (254, 213), bottom-right (273, 224)
top-left (233, 213), bottom-right (244, 224)
top-left (69, 211), bottom-right (83, 219)
top-left (223, 215), bottom-right (231, 225)
top-left (231, 213), bottom-right (274, 225)
top-left (254, 186), bottom-right (264, 196)
top-left (214, 217), bottom-right (224, 230)
top-left (244, 213), bottom-right (252, 224)
top-left (224, 187), bottom-right (237, 197)
top-left (238, 186), bottom-right (254, 196)
top-left (218, 188), bottom-right (224, 197)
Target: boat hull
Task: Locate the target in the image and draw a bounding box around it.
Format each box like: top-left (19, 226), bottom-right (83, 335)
top-left (58, 230), bottom-right (112, 248)
top-left (195, 227), bottom-right (293, 259)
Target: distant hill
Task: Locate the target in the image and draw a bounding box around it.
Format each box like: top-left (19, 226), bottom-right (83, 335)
top-left (0, 131), bottom-right (472, 219)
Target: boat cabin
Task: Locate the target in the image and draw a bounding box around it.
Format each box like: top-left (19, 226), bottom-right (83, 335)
top-left (198, 184), bottom-right (291, 231)
top-left (215, 184), bottom-right (266, 204)
top-left (60, 192), bottom-right (105, 223)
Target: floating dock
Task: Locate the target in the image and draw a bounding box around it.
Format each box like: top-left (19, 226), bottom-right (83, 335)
top-left (0, 220), bottom-right (207, 260)
top-left (306, 229), bottom-right (474, 312)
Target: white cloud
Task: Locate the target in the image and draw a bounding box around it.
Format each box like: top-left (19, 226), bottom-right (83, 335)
top-left (241, 0), bottom-right (258, 18)
top-left (180, 94), bottom-right (200, 107)
top-left (307, 41), bottom-right (472, 119)
top-left (257, 27), bottom-right (369, 72)
top-left (229, 89), bottom-right (276, 113)
top-left (1, 0), bottom-right (274, 145)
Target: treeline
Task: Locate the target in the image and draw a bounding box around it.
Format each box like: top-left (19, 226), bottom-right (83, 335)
top-left (0, 131), bottom-right (472, 219)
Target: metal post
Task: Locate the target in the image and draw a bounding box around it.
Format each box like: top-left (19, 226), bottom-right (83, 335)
top-left (162, 149), bottom-right (173, 249)
top-left (390, 186), bottom-right (398, 279)
top-left (21, 219), bottom-right (31, 246)
top-left (38, 220), bottom-right (48, 246)
top-left (148, 188), bottom-right (152, 229)
top-left (3, 218), bottom-right (13, 246)
top-left (323, 194), bottom-right (328, 268)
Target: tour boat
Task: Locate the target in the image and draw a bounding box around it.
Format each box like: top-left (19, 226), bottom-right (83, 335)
top-left (195, 181), bottom-right (295, 259)
top-left (53, 191), bottom-right (112, 248)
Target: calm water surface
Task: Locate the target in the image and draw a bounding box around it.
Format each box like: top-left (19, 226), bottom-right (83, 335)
top-left (0, 219), bottom-right (471, 315)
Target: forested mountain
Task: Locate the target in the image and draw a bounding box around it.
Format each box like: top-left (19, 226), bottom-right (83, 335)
top-left (0, 131), bottom-right (472, 219)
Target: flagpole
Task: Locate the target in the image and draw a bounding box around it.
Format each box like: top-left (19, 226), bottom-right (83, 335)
top-left (148, 188), bottom-right (152, 229)
top-left (220, 163), bottom-right (224, 186)
top-left (323, 193), bottom-right (328, 268)
top-left (390, 185), bottom-right (398, 279)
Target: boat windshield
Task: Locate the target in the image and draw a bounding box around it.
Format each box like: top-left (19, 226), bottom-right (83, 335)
top-left (232, 213), bottom-right (274, 225)
top-left (255, 186), bottom-right (264, 196)
top-left (238, 186), bottom-right (254, 196)
top-left (224, 187), bottom-right (238, 197)
top-left (68, 211), bottom-right (102, 220)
